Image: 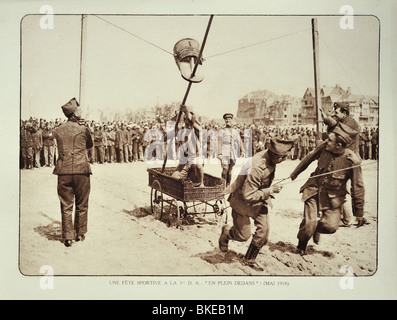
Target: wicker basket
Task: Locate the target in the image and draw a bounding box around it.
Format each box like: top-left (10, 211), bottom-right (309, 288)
top-left (147, 167), bottom-right (225, 202)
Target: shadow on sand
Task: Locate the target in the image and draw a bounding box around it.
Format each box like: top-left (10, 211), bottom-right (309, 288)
top-left (195, 240), bottom-right (334, 268)
top-left (268, 240), bottom-right (335, 258)
top-left (123, 205), bottom-right (221, 228)
top-left (194, 249), bottom-right (245, 265)
top-left (33, 213), bottom-right (63, 243)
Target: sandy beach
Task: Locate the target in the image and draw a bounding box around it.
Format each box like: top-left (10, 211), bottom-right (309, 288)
top-left (19, 158), bottom-right (378, 277)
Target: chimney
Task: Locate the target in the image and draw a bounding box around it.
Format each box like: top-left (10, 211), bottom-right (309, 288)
top-left (347, 86), bottom-right (351, 94)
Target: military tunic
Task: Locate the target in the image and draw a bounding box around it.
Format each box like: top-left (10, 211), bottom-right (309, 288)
top-left (218, 127), bottom-right (245, 186)
top-left (290, 142), bottom-right (365, 245)
top-left (324, 115), bottom-right (360, 155)
top-left (227, 150), bottom-right (276, 247)
top-left (53, 119), bottom-right (93, 240)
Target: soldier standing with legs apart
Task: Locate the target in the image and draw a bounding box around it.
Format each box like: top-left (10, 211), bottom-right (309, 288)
top-left (219, 139), bottom-right (294, 271)
top-left (218, 113), bottom-right (245, 186)
top-left (289, 123), bottom-right (366, 256)
top-left (42, 121), bottom-right (55, 167)
top-left (53, 98), bottom-right (93, 247)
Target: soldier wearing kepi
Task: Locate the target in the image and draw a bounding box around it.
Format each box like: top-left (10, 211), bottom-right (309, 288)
top-left (320, 102), bottom-right (361, 227)
top-left (219, 138), bottom-right (294, 271)
top-left (289, 123), bottom-right (366, 256)
top-left (53, 98), bottom-right (93, 247)
top-left (218, 113), bottom-right (245, 186)
top-left (320, 102), bottom-right (360, 155)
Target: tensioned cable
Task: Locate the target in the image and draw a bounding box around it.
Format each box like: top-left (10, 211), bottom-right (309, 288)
top-left (92, 15), bottom-right (174, 56)
top-left (206, 28), bottom-right (311, 59)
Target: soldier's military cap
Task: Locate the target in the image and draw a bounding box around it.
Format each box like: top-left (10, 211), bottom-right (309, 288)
top-left (269, 138), bottom-right (294, 156)
top-left (334, 102), bottom-right (350, 112)
top-left (332, 122), bottom-right (358, 145)
top-left (61, 98), bottom-right (79, 117)
top-left (223, 113), bottom-right (234, 120)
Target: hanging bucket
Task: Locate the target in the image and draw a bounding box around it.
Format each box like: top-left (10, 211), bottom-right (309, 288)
top-left (173, 38), bottom-right (204, 83)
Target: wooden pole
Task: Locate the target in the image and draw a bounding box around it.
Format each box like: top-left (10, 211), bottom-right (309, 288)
top-left (79, 15), bottom-right (87, 109)
top-left (312, 18), bottom-right (322, 140)
top-left (161, 15), bottom-right (214, 172)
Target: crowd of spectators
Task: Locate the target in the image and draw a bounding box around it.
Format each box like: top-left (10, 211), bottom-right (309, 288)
top-left (20, 114), bottom-right (378, 170)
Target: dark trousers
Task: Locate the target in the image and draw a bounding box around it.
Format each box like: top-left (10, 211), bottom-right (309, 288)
top-left (297, 196), bottom-right (341, 246)
top-left (57, 174), bottom-right (90, 240)
top-left (371, 144), bottom-right (377, 160)
top-left (229, 209), bottom-right (269, 247)
top-left (221, 159), bottom-right (236, 186)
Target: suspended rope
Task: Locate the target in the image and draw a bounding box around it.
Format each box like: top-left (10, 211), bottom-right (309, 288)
top-left (206, 27), bottom-right (311, 59)
top-left (92, 15), bottom-right (310, 61)
top-left (92, 15), bottom-right (174, 56)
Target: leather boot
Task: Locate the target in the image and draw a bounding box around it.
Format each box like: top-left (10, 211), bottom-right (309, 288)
top-left (313, 231), bottom-right (321, 245)
top-left (218, 225), bottom-right (231, 252)
top-left (76, 234), bottom-right (85, 242)
top-left (297, 240), bottom-right (307, 256)
top-left (242, 242), bottom-right (264, 271)
top-left (64, 240), bottom-right (73, 247)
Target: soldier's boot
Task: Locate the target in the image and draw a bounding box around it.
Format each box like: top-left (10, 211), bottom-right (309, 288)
top-left (64, 239), bottom-right (73, 247)
top-left (76, 234), bottom-right (85, 242)
top-left (218, 225), bottom-right (232, 252)
top-left (242, 242), bottom-right (264, 271)
top-left (313, 231), bottom-right (321, 245)
top-left (297, 240), bottom-right (308, 256)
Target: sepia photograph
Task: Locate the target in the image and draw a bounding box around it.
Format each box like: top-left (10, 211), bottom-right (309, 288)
top-left (1, 0), bottom-right (396, 301)
top-left (19, 13), bottom-right (379, 276)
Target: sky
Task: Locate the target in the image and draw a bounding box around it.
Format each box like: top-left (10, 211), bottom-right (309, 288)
top-left (20, 14), bottom-right (379, 121)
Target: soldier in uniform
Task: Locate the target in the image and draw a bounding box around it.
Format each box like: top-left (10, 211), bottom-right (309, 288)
top-left (298, 130), bottom-right (309, 160)
top-left (53, 98), bottom-right (93, 247)
top-left (136, 125), bottom-right (145, 161)
top-left (126, 125), bottom-right (133, 162)
top-left (217, 113), bottom-right (245, 186)
top-left (370, 128), bottom-right (378, 160)
top-left (289, 123), bottom-right (366, 255)
top-left (321, 102), bottom-right (360, 155)
top-left (106, 125), bottom-right (116, 163)
top-left (31, 120), bottom-right (43, 168)
top-left (115, 123), bottom-right (125, 163)
top-left (219, 139), bottom-right (294, 270)
top-left (321, 102), bottom-right (361, 226)
top-left (131, 125), bottom-right (141, 162)
top-left (20, 121), bottom-right (29, 169)
top-left (172, 105), bottom-right (204, 187)
top-left (101, 124), bottom-right (108, 162)
top-left (123, 123), bottom-right (130, 162)
top-left (42, 121), bottom-right (55, 167)
top-left (93, 124), bottom-right (105, 164)
top-left (21, 121), bottom-right (35, 169)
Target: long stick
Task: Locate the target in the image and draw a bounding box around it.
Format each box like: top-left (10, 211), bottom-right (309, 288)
top-left (273, 161), bottom-right (376, 186)
top-left (162, 15), bottom-right (214, 172)
top-left (178, 15), bottom-right (214, 116)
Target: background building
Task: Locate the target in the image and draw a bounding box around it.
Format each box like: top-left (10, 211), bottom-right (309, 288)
top-left (237, 85), bottom-right (378, 128)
